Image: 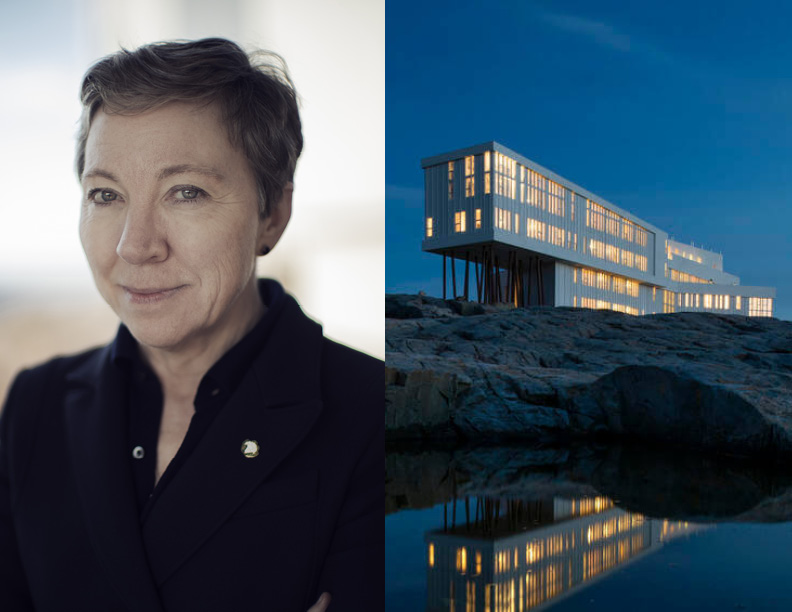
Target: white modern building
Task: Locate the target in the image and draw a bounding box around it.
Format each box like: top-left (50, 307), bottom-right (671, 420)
top-left (422, 142), bottom-right (775, 317)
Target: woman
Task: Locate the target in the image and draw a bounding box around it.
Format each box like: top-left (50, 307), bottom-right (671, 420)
top-left (0, 38), bottom-right (382, 611)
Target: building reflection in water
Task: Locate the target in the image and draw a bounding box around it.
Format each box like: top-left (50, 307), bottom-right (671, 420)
top-left (425, 496), bottom-right (701, 611)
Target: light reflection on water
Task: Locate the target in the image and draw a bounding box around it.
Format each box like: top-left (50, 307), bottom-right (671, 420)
top-left (424, 495), bottom-right (699, 612)
top-left (386, 444), bottom-right (792, 612)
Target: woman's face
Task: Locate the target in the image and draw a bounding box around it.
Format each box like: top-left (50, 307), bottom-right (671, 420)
top-left (79, 102), bottom-right (285, 351)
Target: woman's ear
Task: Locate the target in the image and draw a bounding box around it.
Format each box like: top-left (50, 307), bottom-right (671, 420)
top-left (257, 182), bottom-right (293, 255)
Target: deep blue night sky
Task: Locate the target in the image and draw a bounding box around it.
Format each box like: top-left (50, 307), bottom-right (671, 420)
top-left (386, 0), bottom-right (791, 320)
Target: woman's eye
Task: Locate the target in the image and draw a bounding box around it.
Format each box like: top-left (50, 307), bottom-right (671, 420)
top-left (88, 189), bottom-right (118, 204)
top-left (174, 187), bottom-right (206, 200)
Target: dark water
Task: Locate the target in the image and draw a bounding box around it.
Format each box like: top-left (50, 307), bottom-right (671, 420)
top-left (385, 443), bottom-right (792, 611)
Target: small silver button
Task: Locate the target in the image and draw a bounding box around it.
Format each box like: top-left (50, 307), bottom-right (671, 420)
top-left (211, 388), bottom-right (220, 397)
top-left (132, 446), bottom-right (145, 459)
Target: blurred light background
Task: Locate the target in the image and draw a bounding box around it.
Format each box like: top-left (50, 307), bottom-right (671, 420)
top-left (0, 0), bottom-right (384, 399)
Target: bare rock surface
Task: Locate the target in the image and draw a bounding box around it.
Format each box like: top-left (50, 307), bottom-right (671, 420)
top-left (386, 294), bottom-right (792, 457)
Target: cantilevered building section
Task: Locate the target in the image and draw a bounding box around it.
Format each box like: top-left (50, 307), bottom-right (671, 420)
top-left (422, 142), bottom-right (775, 317)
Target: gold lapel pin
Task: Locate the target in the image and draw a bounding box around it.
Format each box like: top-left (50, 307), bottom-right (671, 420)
top-left (241, 439), bottom-right (260, 458)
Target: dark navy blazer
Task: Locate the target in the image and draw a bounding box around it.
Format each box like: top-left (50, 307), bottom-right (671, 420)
top-left (0, 293), bottom-right (384, 611)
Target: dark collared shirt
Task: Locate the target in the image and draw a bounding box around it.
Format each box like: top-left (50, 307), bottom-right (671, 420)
top-left (112, 279), bottom-right (285, 518)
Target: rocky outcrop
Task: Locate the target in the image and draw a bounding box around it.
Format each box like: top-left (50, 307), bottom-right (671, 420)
top-left (386, 294), bottom-right (792, 457)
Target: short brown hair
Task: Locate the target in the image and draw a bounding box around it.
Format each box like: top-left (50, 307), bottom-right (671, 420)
top-left (75, 37), bottom-right (303, 217)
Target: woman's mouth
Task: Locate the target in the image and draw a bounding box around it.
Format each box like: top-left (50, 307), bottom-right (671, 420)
top-left (122, 285), bottom-right (186, 304)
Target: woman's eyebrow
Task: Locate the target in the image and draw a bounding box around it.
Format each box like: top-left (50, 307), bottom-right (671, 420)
top-left (158, 164), bottom-right (227, 182)
top-left (82, 168), bottom-right (119, 182)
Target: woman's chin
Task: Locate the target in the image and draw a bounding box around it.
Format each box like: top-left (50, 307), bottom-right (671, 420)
top-left (121, 319), bottom-right (195, 351)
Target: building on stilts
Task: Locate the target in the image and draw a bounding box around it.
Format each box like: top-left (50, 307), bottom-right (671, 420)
top-left (421, 142), bottom-right (775, 316)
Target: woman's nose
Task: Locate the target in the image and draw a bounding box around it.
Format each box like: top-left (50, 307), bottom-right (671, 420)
top-left (116, 204), bottom-right (168, 264)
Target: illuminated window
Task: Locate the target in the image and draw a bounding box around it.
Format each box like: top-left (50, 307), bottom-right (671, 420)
top-left (456, 547), bottom-right (467, 573)
top-left (484, 152), bottom-right (491, 194)
top-left (447, 161), bottom-right (454, 200)
top-left (736, 295), bottom-right (742, 310)
top-left (671, 269), bottom-right (708, 284)
top-left (749, 297), bottom-right (773, 317)
top-left (703, 294), bottom-right (713, 309)
top-left (588, 239), bottom-right (606, 259)
top-left (475, 208), bottom-right (482, 229)
top-left (670, 246), bottom-right (703, 264)
top-left (495, 207), bottom-right (512, 231)
top-left (464, 155), bottom-right (475, 197)
top-left (663, 290), bottom-right (676, 313)
top-left (526, 218), bottom-right (545, 241)
top-left (425, 217), bottom-right (433, 238)
top-left (494, 152), bottom-right (517, 199)
top-left (454, 211), bottom-right (467, 233)
top-left (547, 180), bottom-right (565, 217)
top-left (549, 225), bottom-right (565, 246)
top-left (606, 212), bottom-right (618, 237)
top-left (514, 213), bottom-right (519, 233)
top-left (621, 250), bottom-right (634, 268)
top-left (622, 221), bottom-right (635, 242)
top-left (428, 543), bottom-right (435, 567)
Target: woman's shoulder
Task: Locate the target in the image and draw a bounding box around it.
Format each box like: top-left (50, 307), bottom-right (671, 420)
top-left (2, 344), bottom-right (109, 417)
top-left (12, 344), bottom-right (107, 387)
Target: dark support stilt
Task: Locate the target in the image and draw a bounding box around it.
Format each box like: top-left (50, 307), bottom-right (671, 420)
top-left (491, 250), bottom-right (498, 304)
top-left (475, 255), bottom-right (482, 302)
top-left (442, 254), bottom-right (447, 300)
top-left (495, 256), bottom-right (501, 303)
top-left (451, 470), bottom-right (457, 528)
top-left (483, 249), bottom-right (490, 304)
top-left (517, 259), bottom-right (524, 307)
top-left (489, 248), bottom-right (496, 304)
top-left (537, 257), bottom-right (545, 305)
top-left (512, 253), bottom-right (518, 306)
top-left (450, 252), bottom-right (457, 299)
top-left (514, 257), bottom-right (520, 307)
top-left (486, 248), bottom-right (493, 304)
top-left (464, 251), bottom-right (470, 301)
top-left (526, 256), bottom-right (533, 306)
top-left (506, 252), bottom-right (513, 305)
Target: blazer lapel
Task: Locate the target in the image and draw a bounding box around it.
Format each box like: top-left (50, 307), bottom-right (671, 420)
top-left (141, 297), bottom-right (324, 586)
top-left (64, 344), bottom-right (165, 612)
